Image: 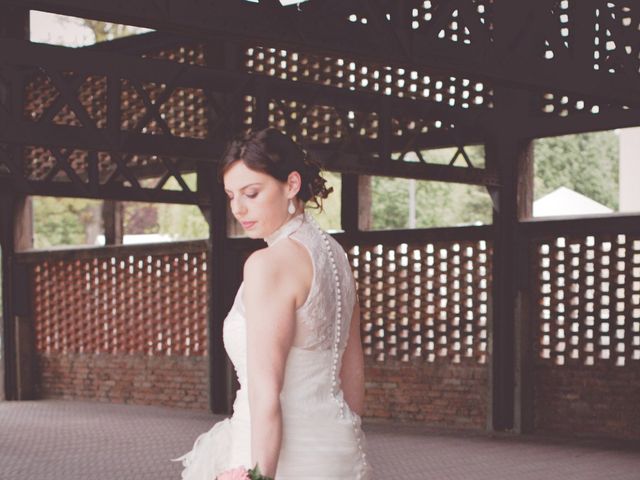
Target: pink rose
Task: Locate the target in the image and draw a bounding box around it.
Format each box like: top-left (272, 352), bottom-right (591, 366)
top-left (217, 466), bottom-right (250, 480)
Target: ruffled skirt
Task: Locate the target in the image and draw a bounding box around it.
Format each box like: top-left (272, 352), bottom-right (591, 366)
top-left (171, 415), bottom-right (252, 480)
top-left (170, 409), bottom-right (373, 479)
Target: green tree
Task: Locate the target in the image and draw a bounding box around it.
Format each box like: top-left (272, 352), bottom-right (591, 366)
top-left (33, 197), bottom-right (102, 248)
top-left (534, 131), bottom-right (619, 209)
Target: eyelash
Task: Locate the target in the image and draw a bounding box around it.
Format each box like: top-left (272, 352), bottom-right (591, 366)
top-left (228, 192), bottom-right (257, 200)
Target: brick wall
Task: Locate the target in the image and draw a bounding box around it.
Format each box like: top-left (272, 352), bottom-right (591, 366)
top-left (36, 351), bottom-right (489, 429)
top-left (534, 363), bottom-right (640, 441)
top-left (38, 346), bottom-right (640, 442)
top-left (37, 353), bottom-right (208, 410)
top-left (363, 357), bottom-right (488, 429)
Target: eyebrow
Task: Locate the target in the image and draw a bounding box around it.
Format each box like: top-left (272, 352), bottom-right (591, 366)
top-left (224, 182), bottom-right (262, 193)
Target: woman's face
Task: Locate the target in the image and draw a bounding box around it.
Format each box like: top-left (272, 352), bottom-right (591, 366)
top-left (223, 160), bottom-right (301, 239)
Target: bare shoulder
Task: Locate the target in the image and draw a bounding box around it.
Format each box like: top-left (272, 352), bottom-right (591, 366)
top-left (243, 246), bottom-right (284, 282)
top-left (242, 242), bottom-right (302, 287)
top-left (243, 239), bottom-right (312, 309)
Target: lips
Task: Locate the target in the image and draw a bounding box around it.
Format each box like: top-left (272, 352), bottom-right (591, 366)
top-left (241, 221), bottom-right (256, 229)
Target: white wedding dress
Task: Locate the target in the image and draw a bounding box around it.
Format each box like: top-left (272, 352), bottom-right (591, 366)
top-left (171, 211), bottom-right (373, 479)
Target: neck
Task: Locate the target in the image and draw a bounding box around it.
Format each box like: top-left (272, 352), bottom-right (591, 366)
top-left (264, 210), bottom-right (305, 246)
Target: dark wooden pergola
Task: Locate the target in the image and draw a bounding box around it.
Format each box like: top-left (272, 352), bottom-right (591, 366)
top-left (1, 0), bottom-right (639, 439)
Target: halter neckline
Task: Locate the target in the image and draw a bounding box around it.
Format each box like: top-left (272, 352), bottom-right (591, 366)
top-left (264, 211), bottom-right (306, 246)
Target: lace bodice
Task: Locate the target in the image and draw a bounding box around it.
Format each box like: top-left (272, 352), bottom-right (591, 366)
top-left (266, 211), bottom-right (357, 351)
top-left (224, 211), bottom-right (358, 384)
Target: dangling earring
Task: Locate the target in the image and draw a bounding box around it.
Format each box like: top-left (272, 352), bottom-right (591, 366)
top-left (288, 199), bottom-right (296, 214)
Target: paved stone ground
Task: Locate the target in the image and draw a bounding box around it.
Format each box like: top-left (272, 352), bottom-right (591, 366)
top-left (1, 399), bottom-right (639, 480)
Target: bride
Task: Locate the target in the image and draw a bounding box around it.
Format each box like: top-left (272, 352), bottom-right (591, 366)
top-left (171, 128), bottom-right (373, 479)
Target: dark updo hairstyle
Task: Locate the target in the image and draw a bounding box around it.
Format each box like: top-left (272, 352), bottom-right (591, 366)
top-left (217, 128), bottom-right (334, 212)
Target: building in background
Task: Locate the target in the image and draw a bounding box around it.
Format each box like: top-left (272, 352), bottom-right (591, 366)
top-left (618, 127), bottom-right (640, 213)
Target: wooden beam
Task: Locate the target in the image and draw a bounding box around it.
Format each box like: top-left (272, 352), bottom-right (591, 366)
top-left (15, 238), bottom-right (207, 264)
top-left (338, 223), bottom-right (493, 245)
top-left (0, 4), bottom-right (28, 39)
top-left (518, 213), bottom-right (640, 238)
top-left (0, 121), bottom-right (223, 161)
top-left (216, 223), bottom-right (494, 252)
top-left (526, 109), bottom-right (640, 139)
top-left (0, 176), bottom-right (200, 205)
top-left (315, 150), bottom-right (499, 186)
top-left (0, 143), bottom-right (498, 204)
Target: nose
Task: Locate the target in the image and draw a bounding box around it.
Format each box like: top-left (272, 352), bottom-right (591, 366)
top-left (230, 197), bottom-right (247, 218)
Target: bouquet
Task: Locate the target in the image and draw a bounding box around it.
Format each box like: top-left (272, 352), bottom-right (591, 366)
top-left (217, 463), bottom-right (274, 480)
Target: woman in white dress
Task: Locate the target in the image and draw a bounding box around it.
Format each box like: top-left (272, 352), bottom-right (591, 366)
top-left (171, 128), bottom-right (373, 479)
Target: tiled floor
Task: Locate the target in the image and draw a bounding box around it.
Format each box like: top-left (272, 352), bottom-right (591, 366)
top-left (1, 399), bottom-right (638, 480)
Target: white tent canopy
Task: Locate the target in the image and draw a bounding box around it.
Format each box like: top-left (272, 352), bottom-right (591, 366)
top-left (533, 186), bottom-right (613, 217)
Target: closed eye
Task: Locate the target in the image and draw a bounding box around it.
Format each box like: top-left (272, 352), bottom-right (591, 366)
top-left (227, 193), bottom-right (257, 200)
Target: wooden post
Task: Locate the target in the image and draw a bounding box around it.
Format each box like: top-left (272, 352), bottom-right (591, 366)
top-left (102, 200), bottom-right (124, 245)
top-left (0, 5), bottom-right (29, 402)
top-left (513, 141), bottom-right (534, 434)
top-left (0, 191), bottom-right (16, 401)
top-left (201, 40), bottom-right (248, 414)
top-left (198, 164), bottom-right (233, 414)
top-left (485, 0), bottom-right (537, 433)
top-left (0, 191), bottom-right (35, 400)
top-left (486, 84), bottom-right (534, 433)
top-left (12, 195), bottom-right (35, 401)
top-left (341, 173), bottom-right (359, 234)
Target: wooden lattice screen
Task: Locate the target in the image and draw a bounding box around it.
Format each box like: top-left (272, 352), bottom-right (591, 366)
top-left (22, 39), bottom-right (208, 185)
top-left (348, 237), bottom-right (491, 364)
top-left (21, 32), bottom-right (493, 188)
top-left (23, 233), bottom-right (493, 366)
top-left (533, 233), bottom-right (640, 367)
top-left (30, 241), bottom-right (208, 356)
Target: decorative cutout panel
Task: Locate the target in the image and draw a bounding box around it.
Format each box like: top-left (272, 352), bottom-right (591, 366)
top-left (143, 42), bottom-right (206, 66)
top-left (533, 1), bottom-right (640, 118)
top-left (244, 46), bottom-right (493, 109)
top-left (412, 0), bottom-right (495, 41)
top-left (23, 39), bottom-right (210, 141)
top-left (592, 1), bottom-right (640, 75)
top-left (21, 146), bottom-right (195, 197)
top-left (120, 80), bottom-right (208, 138)
top-left (348, 239), bottom-right (491, 364)
top-left (32, 246), bottom-right (208, 356)
top-left (534, 234), bottom-right (640, 367)
top-left (266, 98), bottom-right (378, 146)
